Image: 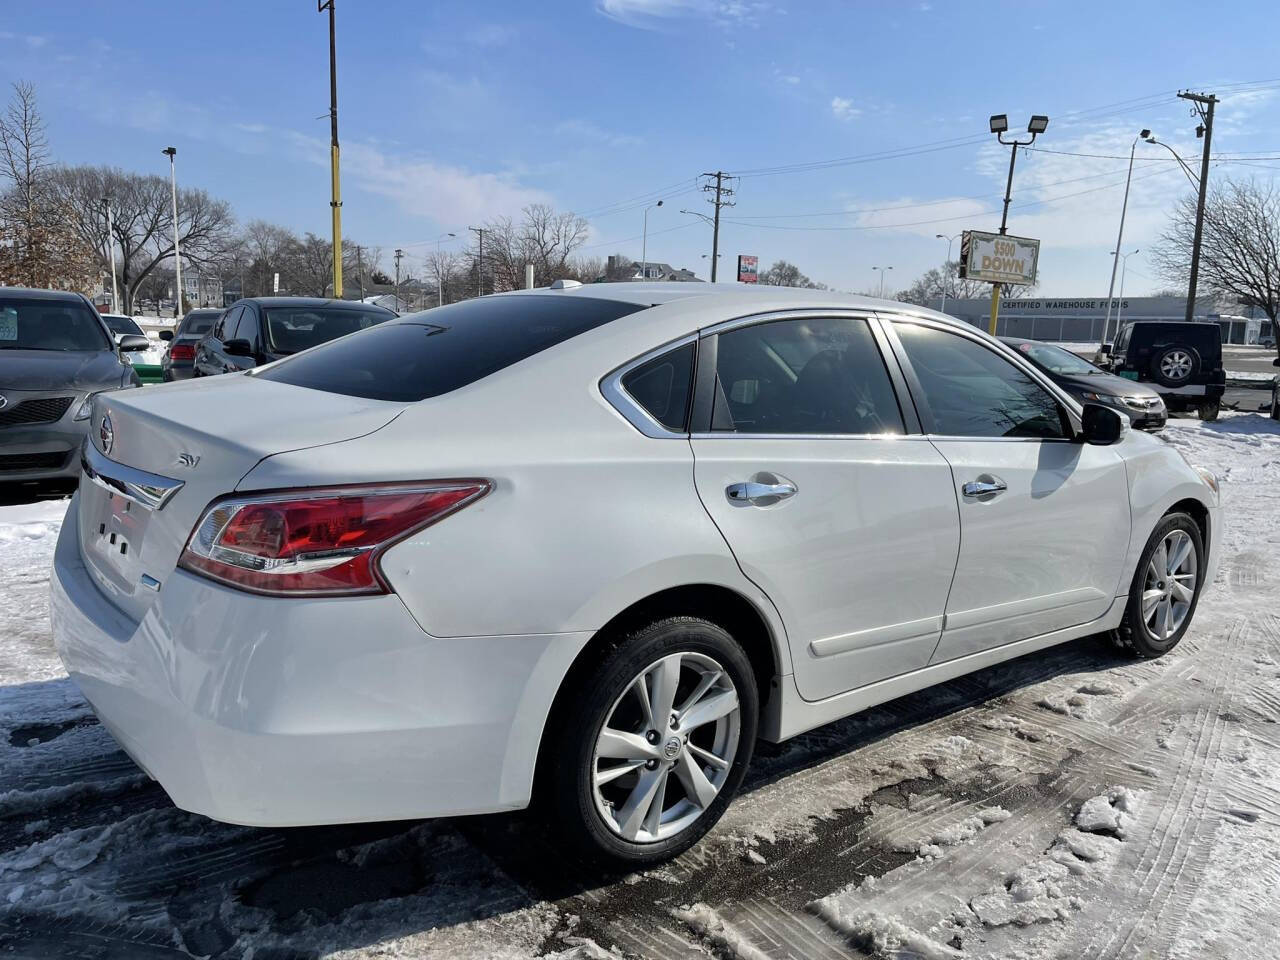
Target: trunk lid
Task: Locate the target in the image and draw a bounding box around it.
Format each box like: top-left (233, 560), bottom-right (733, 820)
top-left (77, 373), bottom-right (408, 621)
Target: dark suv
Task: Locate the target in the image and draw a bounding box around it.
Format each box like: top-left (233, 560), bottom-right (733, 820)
top-left (193, 297), bottom-right (395, 377)
top-left (1096, 321), bottom-right (1225, 420)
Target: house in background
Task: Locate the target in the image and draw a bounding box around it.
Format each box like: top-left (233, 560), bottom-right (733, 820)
top-left (605, 255), bottom-right (702, 282)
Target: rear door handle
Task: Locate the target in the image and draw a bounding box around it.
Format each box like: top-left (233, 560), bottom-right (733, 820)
top-left (962, 475), bottom-right (1007, 498)
top-left (726, 480), bottom-right (798, 504)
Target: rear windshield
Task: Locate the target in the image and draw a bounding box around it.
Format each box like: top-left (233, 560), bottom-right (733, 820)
top-left (256, 294), bottom-right (646, 401)
top-left (264, 305), bottom-right (394, 355)
top-left (102, 315), bottom-right (144, 337)
top-left (181, 312), bottom-right (220, 336)
top-left (1012, 341), bottom-right (1100, 375)
top-left (0, 297), bottom-right (111, 352)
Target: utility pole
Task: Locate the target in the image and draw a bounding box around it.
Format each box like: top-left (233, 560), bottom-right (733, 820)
top-left (102, 197), bottom-right (119, 313)
top-left (356, 244), bottom-right (365, 300)
top-left (468, 226), bottom-right (486, 297)
top-left (319, 1), bottom-right (343, 298)
top-left (394, 248), bottom-right (403, 310)
top-left (1178, 90), bottom-right (1218, 323)
top-left (700, 172), bottom-right (736, 282)
top-left (162, 147), bottom-right (181, 318)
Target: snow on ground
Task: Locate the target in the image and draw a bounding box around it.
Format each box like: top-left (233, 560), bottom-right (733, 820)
top-left (0, 416), bottom-right (1278, 958)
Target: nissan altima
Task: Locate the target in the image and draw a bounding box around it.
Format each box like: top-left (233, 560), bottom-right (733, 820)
top-left (51, 284), bottom-right (1221, 864)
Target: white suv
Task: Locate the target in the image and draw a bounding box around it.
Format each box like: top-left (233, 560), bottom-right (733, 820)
top-left (52, 284), bottom-right (1220, 865)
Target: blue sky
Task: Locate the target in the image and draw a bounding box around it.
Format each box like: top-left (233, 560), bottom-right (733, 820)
top-left (3, 0), bottom-right (1279, 295)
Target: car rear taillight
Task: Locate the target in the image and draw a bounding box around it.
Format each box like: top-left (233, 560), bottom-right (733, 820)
top-left (169, 343), bottom-right (195, 362)
top-left (178, 481), bottom-right (490, 596)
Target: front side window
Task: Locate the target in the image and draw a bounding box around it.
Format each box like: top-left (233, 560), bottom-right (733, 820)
top-left (0, 298), bottom-right (111, 352)
top-left (895, 322), bottom-right (1067, 439)
top-left (1013, 341), bottom-right (1101, 376)
top-left (711, 316), bottom-right (904, 435)
top-left (621, 342), bottom-right (694, 432)
top-left (263, 306), bottom-right (393, 355)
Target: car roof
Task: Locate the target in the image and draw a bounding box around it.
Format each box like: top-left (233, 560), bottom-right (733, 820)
top-left (0, 286), bottom-right (91, 303)
top-left (237, 297), bottom-right (392, 310)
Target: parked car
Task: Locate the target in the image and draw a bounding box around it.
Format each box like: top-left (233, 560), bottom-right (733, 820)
top-left (159, 308), bottom-right (223, 381)
top-left (99, 312), bottom-right (146, 345)
top-left (52, 284), bottom-right (1220, 865)
top-left (192, 297), bottom-right (395, 377)
top-left (1001, 337), bottom-right (1165, 430)
top-left (1094, 320), bottom-right (1225, 420)
top-left (0, 287), bottom-right (143, 485)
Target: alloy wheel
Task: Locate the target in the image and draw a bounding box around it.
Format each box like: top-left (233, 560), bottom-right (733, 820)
top-left (1160, 350), bottom-right (1193, 381)
top-left (1141, 529), bottom-right (1197, 642)
top-left (591, 651), bottom-right (741, 843)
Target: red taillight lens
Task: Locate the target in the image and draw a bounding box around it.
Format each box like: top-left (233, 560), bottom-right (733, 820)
top-left (169, 343), bottom-right (195, 362)
top-left (178, 481), bottom-right (490, 596)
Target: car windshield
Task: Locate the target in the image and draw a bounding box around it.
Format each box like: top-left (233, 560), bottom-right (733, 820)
top-left (263, 306), bottom-right (394, 355)
top-left (0, 298), bottom-right (111, 351)
top-left (181, 313), bottom-right (219, 336)
top-left (102, 314), bottom-right (144, 337)
top-left (1011, 341), bottom-right (1102, 375)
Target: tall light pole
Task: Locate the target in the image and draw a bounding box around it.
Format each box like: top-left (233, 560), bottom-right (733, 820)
top-left (393, 248), bottom-right (403, 310)
top-left (1114, 248), bottom-right (1139, 330)
top-left (872, 265), bottom-right (893, 298)
top-left (162, 147), bottom-right (181, 318)
top-left (935, 233), bottom-right (961, 313)
top-left (641, 200), bottom-right (663, 280)
top-left (436, 231), bottom-right (455, 306)
top-left (1102, 130), bottom-right (1154, 346)
top-left (987, 113), bottom-right (1049, 334)
top-left (102, 197), bottom-right (119, 313)
top-left (318, 1), bottom-right (342, 298)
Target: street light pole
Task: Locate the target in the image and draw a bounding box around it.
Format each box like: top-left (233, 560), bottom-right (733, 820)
top-left (436, 231), bottom-right (455, 307)
top-left (935, 233), bottom-right (961, 313)
top-left (872, 266), bottom-right (893, 298)
top-left (1115, 248), bottom-right (1139, 330)
top-left (102, 197), bottom-right (119, 313)
top-left (393, 248), bottom-right (403, 310)
top-left (1102, 130), bottom-right (1154, 346)
top-left (318, 1), bottom-right (343, 298)
top-left (162, 147), bottom-right (181, 318)
top-left (641, 200), bottom-right (663, 281)
top-left (987, 114), bottom-right (1049, 334)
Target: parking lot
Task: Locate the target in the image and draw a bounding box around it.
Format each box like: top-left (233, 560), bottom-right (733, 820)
top-left (2, 412), bottom-right (1277, 959)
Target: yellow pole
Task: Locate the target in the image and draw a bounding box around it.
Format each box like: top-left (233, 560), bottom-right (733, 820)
top-left (331, 143), bottom-right (342, 298)
top-left (988, 281), bottom-right (1001, 334)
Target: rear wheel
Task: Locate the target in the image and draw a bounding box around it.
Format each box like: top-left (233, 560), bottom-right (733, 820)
top-left (1197, 398), bottom-right (1221, 421)
top-left (1113, 513), bottom-right (1204, 659)
top-left (544, 617), bottom-right (757, 865)
top-left (1151, 345), bottom-right (1199, 387)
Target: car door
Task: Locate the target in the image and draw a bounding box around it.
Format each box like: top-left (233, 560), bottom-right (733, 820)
top-left (198, 305), bottom-right (241, 375)
top-left (885, 317), bottom-right (1131, 662)
top-left (228, 304), bottom-right (262, 371)
top-left (690, 313), bottom-right (961, 702)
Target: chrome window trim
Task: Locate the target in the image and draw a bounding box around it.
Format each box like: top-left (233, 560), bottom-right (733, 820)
top-left (700, 306), bottom-right (878, 338)
top-left (81, 439), bottom-right (185, 511)
top-left (599, 333), bottom-right (697, 439)
top-left (690, 432), bottom-right (927, 441)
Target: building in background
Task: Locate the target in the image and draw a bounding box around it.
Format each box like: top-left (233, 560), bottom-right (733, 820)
top-left (605, 255), bottom-right (702, 282)
top-left (181, 272), bottom-right (224, 309)
top-left (935, 295), bottom-right (1271, 345)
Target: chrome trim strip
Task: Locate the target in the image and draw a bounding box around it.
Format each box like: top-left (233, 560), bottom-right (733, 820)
top-left (599, 333), bottom-right (697, 439)
top-left (700, 306), bottom-right (877, 338)
top-left (81, 439), bottom-right (185, 511)
top-left (690, 431), bottom-right (926, 441)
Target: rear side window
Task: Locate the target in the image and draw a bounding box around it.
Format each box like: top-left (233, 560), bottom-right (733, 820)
top-left (621, 342), bottom-right (694, 432)
top-left (256, 295), bottom-right (646, 401)
top-left (182, 313), bottom-right (218, 336)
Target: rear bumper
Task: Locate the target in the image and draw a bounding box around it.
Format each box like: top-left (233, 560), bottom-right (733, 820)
top-left (51, 493), bottom-right (589, 826)
top-left (0, 421), bottom-right (87, 481)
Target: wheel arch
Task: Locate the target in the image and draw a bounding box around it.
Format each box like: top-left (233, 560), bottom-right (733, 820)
top-left (1168, 496), bottom-right (1210, 563)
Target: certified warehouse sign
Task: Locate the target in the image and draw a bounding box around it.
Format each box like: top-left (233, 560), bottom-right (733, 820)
top-left (959, 230), bottom-right (1040, 286)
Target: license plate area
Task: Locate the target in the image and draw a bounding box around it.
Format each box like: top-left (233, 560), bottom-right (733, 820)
top-left (83, 486), bottom-right (152, 594)
top-left (1118, 370), bottom-right (1139, 380)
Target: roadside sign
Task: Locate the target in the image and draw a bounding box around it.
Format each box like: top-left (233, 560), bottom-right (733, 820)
top-left (959, 230), bottom-right (1040, 286)
top-left (737, 255), bottom-right (759, 284)
top-left (273, 272), bottom-right (280, 294)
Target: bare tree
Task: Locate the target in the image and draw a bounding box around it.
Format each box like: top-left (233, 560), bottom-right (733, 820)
top-left (760, 260), bottom-right (826, 288)
top-left (1153, 177), bottom-right (1280, 358)
top-left (895, 260), bottom-right (1036, 306)
top-left (0, 81), bottom-right (95, 289)
top-left (51, 165), bottom-right (236, 311)
top-left (473, 204), bottom-right (589, 292)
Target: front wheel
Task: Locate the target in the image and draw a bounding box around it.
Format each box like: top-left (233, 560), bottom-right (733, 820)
top-left (1114, 513), bottom-right (1205, 659)
top-left (544, 617), bottom-right (758, 865)
top-left (1198, 398), bottom-right (1221, 421)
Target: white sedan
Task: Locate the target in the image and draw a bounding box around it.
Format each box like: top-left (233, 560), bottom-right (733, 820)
top-left (51, 284), bottom-right (1221, 865)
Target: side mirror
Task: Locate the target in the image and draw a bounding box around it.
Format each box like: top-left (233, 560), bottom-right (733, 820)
top-left (1272, 357), bottom-right (1279, 367)
top-left (224, 338), bottom-right (254, 359)
top-left (118, 334), bottom-right (150, 352)
top-left (159, 329), bottom-right (173, 342)
top-left (1079, 403), bottom-right (1124, 445)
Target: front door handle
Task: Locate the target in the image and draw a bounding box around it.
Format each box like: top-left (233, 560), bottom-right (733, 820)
top-left (962, 475), bottom-right (1007, 499)
top-left (726, 480), bottom-right (798, 504)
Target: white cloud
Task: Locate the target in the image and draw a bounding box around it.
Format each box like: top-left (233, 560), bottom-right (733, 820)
top-left (597, 0), bottom-right (772, 29)
top-left (831, 96), bottom-right (861, 121)
top-left (466, 23), bottom-right (518, 47)
top-left (553, 118), bottom-right (642, 148)
top-left (852, 196), bottom-right (990, 238)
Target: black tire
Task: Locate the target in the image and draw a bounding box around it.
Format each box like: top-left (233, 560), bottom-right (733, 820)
top-left (1270, 383), bottom-right (1280, 421)
top-left (1112, 512), bottom-right (1205, 659)
top-left (1197, 398), bottom-right (1221, 421)
top-left (543, 616), bottom-right (758, 866)
top-left (1150, 344), bottom-right (1200, 387)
